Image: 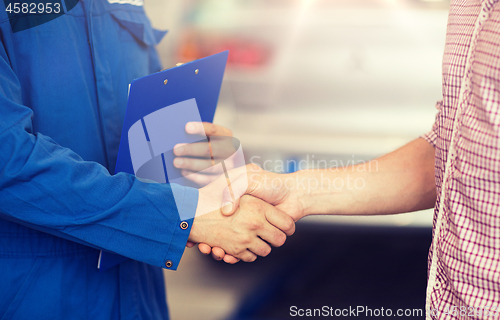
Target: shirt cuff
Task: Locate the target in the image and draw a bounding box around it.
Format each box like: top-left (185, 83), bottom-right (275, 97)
top-left (421, 100), bottom-right (442, 148)
top-left (421, 130), bottom-right (438, 148)
top-left (161, 184), bottom-right (198, 270)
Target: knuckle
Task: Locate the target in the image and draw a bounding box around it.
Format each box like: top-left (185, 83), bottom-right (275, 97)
top-left (246, 218), bottom-right (263, 231)
top-left (238, 234), bottom-right (252, 245)
top-left (240, 195), bottom-right (252, 206)
top-left (197, 160), bottom-right (209, 171)
top-left (245, 197), bottom-right (264, 212)
top-left (254, 200), bottom-right (266, 211)
top-left (206, 123), bottom-right (216, 135)
top-left (182, 158), bottom-right (191, 168)
top-left (232, 245), bottom-right (244, 255)
top-left (284, 218), bottom-right (295, 233)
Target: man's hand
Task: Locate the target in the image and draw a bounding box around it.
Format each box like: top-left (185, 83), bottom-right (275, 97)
top-left (220, 164), bottom-right (305, 221)
top-left (188, 194), bottom-right (295, 262)
top-left (175, 123), bottom-right (303, 262)
top-left (195, 164), bottom-right (306, 263)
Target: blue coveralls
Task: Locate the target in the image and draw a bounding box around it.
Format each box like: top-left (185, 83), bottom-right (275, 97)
top-left (0, 0), bottom-right (198, 318)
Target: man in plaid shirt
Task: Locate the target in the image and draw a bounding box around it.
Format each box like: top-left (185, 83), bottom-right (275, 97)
top-left (177, 0), bottom-right (500, 318)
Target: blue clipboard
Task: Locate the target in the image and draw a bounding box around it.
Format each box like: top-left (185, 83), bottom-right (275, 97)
top-left (98, 51), bottom-right (229, 270)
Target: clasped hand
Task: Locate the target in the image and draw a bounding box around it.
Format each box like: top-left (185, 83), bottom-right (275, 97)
top-left (175, 122), bottom-right (302, 263)
top-left (188, 192), bottom-right (295, 263)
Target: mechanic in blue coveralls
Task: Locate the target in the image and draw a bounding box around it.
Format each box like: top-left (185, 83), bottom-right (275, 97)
top-left (0, 0), bottom-right (295, 318)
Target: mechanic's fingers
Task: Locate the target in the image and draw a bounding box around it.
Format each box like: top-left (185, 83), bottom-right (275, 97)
top-left (186, 122), bottom-right (233, 137)
top-left (198, 243), bottom-right (212, 255)
top-left (211, 247), bottom-right (226, 260)
top-left (180, 170), bottom-right (219, 186)
top-left (238, 250), bottom-right (258, 263)
top-left (173, 142), bottom-right (211, 157)
top-left (195, 244), bottom-right (244, 264)
top-left (223, 255), bottom-right (240, 264)
top-left (174, 141), bottom-right (237, 160)
top-left (174, 157), bottom-right (214, 172)
top-left (178, 162), bottom-right (226, 175)
top-left (211, 251), bottom-right (223, 261)
top-left (248, 238), bottom-right (273, 257)
top-left (186, 241), bottom-right (196, 248)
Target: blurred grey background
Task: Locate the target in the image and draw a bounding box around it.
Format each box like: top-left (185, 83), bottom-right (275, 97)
top-left (142, 0), bottom-right (449, 319)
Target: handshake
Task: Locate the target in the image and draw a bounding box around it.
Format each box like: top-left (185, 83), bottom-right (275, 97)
top-left (173, 122), bottom-right (306, 264)
top-left (171, 121), bottom-right (431, 264)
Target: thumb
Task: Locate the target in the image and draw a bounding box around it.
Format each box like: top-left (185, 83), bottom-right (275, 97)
top-left (220, 172), bottom-right (249, 216)
top-left (220, 185), bottom-right (238, 216)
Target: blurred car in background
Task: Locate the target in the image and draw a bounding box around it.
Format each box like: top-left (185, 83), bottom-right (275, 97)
top-left (148, 0), bottom-right (449, 227)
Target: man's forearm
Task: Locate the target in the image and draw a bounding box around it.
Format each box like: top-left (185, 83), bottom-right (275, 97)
top-left (196, 139), bottom-right (436, 261)
top-left (293, 138), bottom-right (436, 217)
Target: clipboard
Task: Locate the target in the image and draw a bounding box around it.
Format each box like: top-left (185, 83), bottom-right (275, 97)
top-left (98, 51), bottom-right (229, 270)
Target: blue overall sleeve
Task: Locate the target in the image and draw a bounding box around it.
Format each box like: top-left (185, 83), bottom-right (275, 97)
top-left (0, 40), bottom-right (197, 270)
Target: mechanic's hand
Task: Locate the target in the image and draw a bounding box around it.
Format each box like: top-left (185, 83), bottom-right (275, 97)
top-left (188, 194), bottom-right (295, 262)
top-left (173, 122), bottom-right (240, 187)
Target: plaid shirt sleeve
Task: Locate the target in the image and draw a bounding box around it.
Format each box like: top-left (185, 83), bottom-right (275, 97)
top-left (421, 100), bottom-right (443, 148)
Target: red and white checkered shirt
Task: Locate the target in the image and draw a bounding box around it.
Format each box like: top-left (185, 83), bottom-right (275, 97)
top-left (422, 0), bottom-right (500, 318)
